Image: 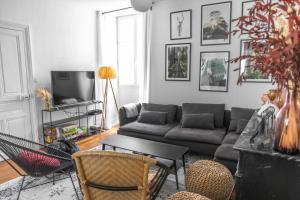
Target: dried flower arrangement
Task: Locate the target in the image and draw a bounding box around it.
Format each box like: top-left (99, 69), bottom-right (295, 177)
top-left (36, 88), bottom-right (52, 111)
top-left (231, 0), bottom-right (300, 154)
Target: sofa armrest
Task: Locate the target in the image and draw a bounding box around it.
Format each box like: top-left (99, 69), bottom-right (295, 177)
top-left (119, 103), bottom-right (141, 126)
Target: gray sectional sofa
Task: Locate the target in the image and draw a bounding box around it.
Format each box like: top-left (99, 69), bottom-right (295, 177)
top-left (117, 103), bottom-right (255, 173)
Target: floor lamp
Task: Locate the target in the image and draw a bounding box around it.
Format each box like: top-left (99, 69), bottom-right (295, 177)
top-left (98, 66), bottom-right (118, 130)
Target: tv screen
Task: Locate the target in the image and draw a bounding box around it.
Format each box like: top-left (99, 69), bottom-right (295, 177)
top-left (51, 71), bottom-right (95, 106)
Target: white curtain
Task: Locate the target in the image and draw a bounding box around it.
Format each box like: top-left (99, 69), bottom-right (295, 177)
top-left (97, 9), bottom-right (151, 129)
top-left (97, 11), bottom-right (118, 129)
top-left (140, 10), bottom-right (152, 103)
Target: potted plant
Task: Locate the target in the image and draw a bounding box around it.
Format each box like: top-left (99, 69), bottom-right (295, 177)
top-left (231, 0), bottom-right (300, 154)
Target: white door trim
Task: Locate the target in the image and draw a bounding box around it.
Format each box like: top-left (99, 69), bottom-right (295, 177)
top-left (0, 20), bottom-right (38, 142)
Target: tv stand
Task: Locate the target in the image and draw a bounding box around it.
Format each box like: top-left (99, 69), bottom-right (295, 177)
top-left (41, 101), bottom-right (103, 144)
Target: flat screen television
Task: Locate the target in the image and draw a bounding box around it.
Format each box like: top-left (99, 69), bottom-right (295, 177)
top-left (51, 71), bottom-right (95, 106)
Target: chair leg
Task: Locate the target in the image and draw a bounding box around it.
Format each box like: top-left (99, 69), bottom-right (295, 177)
top-left (52, 173), bottom-right (55, 185)
top-left (17, 176), bottom-right (25, 200)
top-left (68, 171), bottom-right (80, 200)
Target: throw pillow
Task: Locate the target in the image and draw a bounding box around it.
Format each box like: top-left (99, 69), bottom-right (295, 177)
top-left (182, 103), bottom-right (225, 128)
top-left (138, 111), bottom-right (168, 125)
top-left (141, 103), bottom-right (177, 124)
top-left (236, 119), bottom-right (249, 134)
top-left (182, 113), bottom-right (215, 129)
top-left (228, 107), bottom-right (255, 131)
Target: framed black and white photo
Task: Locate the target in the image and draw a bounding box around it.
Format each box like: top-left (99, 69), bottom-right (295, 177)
top-left (165, 43), bottom-right (191, 81)
top-left (241, 0), bottom-right (270, 34)
top-left (199, 51), bottom-right (230, 92)
top-left (239, 40), bottom-right (272, 83)
top-left (241, 1), bottom-right (255, 34)
top-left (201, 1), bottom-right (232, 46)
top-left (170, 10), bottom-right (192, 40)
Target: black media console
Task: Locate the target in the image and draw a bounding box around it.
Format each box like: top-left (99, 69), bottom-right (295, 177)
top-left (41, 101), bottom-right (102, 144)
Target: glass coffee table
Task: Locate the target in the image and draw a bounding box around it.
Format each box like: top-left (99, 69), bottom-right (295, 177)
top-left (101, 134), bottom-right (189, 189)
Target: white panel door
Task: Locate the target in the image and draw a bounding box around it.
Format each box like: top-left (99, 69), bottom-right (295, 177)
top-left (0, 22), bottom-right (36, 141)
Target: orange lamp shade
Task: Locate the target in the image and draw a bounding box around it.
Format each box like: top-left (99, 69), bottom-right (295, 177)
top-left (98, 66), bottom-right (117, 79)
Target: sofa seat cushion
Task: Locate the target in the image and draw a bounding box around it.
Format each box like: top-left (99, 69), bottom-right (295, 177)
top-left (164, 126), bottom-right (226, 145)
top-left (119, 122), bottom-right (176, 136)
top-left (215, 144), bottom-right (239, 162)
top-left (222, 132), bottom-right (240, 144)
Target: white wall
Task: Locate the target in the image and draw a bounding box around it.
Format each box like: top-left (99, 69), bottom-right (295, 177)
top-left (0, 0), bottom-right (130, 87)
top-left (149, 0), bottom-right (275, 109)
top-left (0, 0), bottom-right (130, 139)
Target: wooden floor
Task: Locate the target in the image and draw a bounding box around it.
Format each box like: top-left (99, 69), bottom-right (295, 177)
top-left (0, 127), bottom-right (118, 184)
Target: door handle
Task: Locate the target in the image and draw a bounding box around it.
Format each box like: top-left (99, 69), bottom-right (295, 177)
top-left (18, 94), bottom-right (32, 101)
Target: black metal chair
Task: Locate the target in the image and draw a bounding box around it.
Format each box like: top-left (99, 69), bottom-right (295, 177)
top-left (0, 132), bottom-right (79, 200)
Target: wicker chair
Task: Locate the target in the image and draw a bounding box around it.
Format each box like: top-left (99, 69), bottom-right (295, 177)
top-left (72, 151), bottom-right (170, 200)
top-left (0, 132), bottom-right (79, 200)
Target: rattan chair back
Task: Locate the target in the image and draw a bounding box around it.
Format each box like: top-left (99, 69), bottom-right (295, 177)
top-left (72, 151), bottom-right (157, 200)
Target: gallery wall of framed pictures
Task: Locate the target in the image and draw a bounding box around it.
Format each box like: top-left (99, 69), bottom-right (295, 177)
top-left (164, 0), bottom-right (272, 94)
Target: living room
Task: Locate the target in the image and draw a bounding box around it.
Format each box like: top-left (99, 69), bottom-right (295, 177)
top-left (0, 0), bottom-right (299, 199)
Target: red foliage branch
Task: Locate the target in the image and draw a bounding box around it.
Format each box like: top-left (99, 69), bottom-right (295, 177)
top-left (231, 0), bottom-right (300, 90)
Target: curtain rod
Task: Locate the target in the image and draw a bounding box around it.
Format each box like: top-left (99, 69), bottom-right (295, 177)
top-left (102, 7), bottom-right (133, 15)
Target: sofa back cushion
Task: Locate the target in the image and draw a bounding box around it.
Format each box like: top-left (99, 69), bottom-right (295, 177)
top-left (182, 103), bottom-right (225, 128)
top-left (182, 113), bottom-right (215, 129)
top-left (138, 111), bottom-right (168, 125)
top-left (236, 119), bottom-right (250, 134)
top-left (228, 107), bottom-right (255, 132)
top-left (141, 103), bottom-right (177, 124)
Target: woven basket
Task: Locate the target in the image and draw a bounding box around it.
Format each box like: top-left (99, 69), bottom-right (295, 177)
top-left (168, 192), bottom-right (211, 200)
top-left (185, 160), bottom-right (234, 200)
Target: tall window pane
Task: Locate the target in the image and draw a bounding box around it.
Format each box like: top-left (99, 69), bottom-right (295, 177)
top-left (117, 15), bottom-right (137, 85)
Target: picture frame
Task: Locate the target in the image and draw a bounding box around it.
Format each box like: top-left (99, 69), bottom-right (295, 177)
top-left (199, 51), bottom-right (230, 92)
top-left (241, 0), bottom-right (270, 34)
top-left (239, 39), bottom-right (272, 83)
top-left (165, 43), bottom-right (191, 81)
top-left (241, 1), bottom-right (255, 34)
top-left (170, 10), bottom-right (192, 40)
top-left (201, 1), bottom-right (232, 46)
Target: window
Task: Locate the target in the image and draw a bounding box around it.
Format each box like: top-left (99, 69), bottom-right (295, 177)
top-left (117, 14), bottom-right (142, 86)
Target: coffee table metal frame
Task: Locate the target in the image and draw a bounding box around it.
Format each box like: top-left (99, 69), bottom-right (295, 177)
top-left (101, 135), bottom-right (189, 189)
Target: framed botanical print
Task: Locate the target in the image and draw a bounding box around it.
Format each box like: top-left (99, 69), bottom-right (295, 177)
top-left (165, 43), bottom-right (191, 81)
top-left (201, 1), bottom-right (232, 46)
top-left (170, 10), bottom-right (192, 40)
top-left (239, 39), bottom-right (272, 83)
top-left (199, 51), bottom-right (230, 92)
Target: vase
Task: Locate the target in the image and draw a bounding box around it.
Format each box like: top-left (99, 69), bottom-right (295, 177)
top-left (273, 88), bottom-right (300, 155)
top-left (44, 100), bottom-right (51, 111)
